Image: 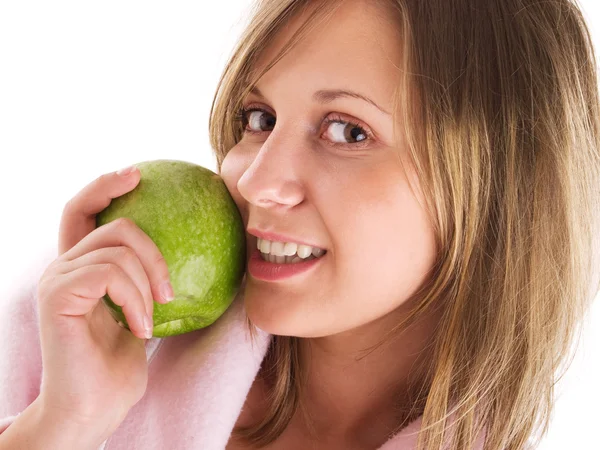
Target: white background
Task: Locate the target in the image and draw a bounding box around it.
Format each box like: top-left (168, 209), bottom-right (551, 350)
top-left (0, 1), bottom-right (598, 448)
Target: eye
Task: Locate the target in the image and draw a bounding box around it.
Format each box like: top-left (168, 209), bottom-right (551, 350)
top-left (234, 108), bottom-right (276, 133)
top-left (321, 115), bottom-right (370, 145)
top-left (234, 106), bottom-right (375, 148)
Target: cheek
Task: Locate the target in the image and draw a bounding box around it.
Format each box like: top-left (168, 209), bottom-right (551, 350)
top-left (352, 170), bottom-right (437, 282)
top-left (322, 169), bottom-right (437, 321)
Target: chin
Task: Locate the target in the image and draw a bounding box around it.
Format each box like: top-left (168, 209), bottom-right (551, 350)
top-left (244, 302), bottom-right (340, 338)
top-left (243, 296), bottom-right (294, 336)
top-left (241, 290), bottom-right (312, 337)
top-left (241, 277), bottom-right (346, 337)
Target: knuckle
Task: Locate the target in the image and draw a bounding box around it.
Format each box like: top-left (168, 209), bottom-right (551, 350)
top-left (97, 172), bottom-right (111, 185)
top-left (100, 262), bottom-right (115, 276)
top-left (40, 271), bottom-right (59, 288)
top-left (37, 276), bottom-right (56, 301)
top-left (37, 272), bottom-right (65, 308)
top-left (153, 253), bottom-right (170, 279)
top-left (111, 217), bottom-right (135, 231)
top-left (113, 245), bottom-right (136, 262)
top-left (50, 257), bottom-right (69, 274)
top-left (62, 198), bottom-right (75, 215)
top-left (153, 252), bottom-right (167, 268)
top-left (38, 264), bottom-right (63, 293)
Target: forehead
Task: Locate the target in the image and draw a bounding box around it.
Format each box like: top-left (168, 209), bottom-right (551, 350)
top-left (251, 0), bottom-right (402, 104)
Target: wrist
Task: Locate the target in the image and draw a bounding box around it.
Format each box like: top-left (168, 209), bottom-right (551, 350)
top-left (0, 396), bottom-right (107, 450)
top-left (36, 396), bottom-right (113, 450)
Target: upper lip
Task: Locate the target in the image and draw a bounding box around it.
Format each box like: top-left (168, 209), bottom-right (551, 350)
top-left (247, 228), bottom-right (327, 250)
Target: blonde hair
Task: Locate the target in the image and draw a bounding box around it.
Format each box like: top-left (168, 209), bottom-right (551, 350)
top-left (208, 0), bottom-right (600, 448)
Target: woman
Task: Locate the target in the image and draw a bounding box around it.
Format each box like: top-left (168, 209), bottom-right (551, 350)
top-left (1, 0), bottom-right (598, 449)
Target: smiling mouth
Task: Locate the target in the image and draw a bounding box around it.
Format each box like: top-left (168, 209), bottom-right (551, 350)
top-left (258, 249), bottom-right (327, 264)
top-left (253, 236), bottom-right (327, 265)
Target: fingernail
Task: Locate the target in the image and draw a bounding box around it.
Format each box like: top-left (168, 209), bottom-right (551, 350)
top-left (117, 165), bottom-right (137, 176)
top-left (143, 313), bottom-right (153, 339)
top-left (160, 281), bottom-right (174, 302)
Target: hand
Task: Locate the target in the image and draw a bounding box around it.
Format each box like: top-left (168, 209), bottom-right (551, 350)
top-left (35, 165), bottom-right (173, 438)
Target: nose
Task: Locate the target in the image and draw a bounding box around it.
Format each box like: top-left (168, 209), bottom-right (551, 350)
top-left (237, 130), bottom-right (305, 211)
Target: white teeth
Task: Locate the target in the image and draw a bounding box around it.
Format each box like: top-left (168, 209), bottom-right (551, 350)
top-left (257, 237), bottom-right (326, 260)
top-left (296, 244), bottom-right (312, 259)
top-left (270, 241), bottom-right (285, 256)
top-left (283, 242), bottom-right (297, 256)
top-left (259, 239), bottom-right (271, 254)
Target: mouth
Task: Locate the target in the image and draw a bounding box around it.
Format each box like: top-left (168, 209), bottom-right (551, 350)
top-left (253, 236), bottom-right (327, 264)
top-left (257, 248), bottom-right (327, 264)
top-left (247, 247), bottom-right (327, 281)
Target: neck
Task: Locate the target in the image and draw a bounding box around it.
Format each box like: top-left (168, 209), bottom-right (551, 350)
top-left (293, 301), bottom-right (441, 447)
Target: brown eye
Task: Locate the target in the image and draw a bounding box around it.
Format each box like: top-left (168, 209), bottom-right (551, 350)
top-left (243, 109), bottom-right (276, 132)
top-left (234, 106), bottom-right (375, 150)
top-left (323, 120), bottom-right (368, 144)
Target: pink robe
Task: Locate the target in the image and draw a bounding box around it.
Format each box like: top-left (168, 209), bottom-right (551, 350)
top-left (0, 247), bottom-right (487, 449)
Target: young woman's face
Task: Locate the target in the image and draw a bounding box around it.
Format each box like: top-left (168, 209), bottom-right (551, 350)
top-left (221, 0), bottom-right (438, 337)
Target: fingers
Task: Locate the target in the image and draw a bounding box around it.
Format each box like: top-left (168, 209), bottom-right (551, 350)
top-left (59, 166), bottom-right (141, 256)
top-left (42, 263), bottom-right (152, 340)
top-left (58, 246), bottom-right (157, 322)
top-left (58, 217), bottom-right (174, 318)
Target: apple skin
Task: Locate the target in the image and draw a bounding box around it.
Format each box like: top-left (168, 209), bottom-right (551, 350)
top-left (95, 159), bottom-right (246, 337)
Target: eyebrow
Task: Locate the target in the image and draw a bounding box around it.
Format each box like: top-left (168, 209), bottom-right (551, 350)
top-left (249, 86), bottom-right (391, 116)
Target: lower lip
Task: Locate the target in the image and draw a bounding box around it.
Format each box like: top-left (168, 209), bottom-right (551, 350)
top-left (247, 247), bottom-right (326, 281)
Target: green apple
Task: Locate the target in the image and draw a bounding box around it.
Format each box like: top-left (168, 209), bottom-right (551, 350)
top-left (95, 159), bottom-right (246, 337)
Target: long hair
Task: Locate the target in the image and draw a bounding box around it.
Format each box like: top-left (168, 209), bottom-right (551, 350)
top-left (208, 1), bottom-right (600, 448)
